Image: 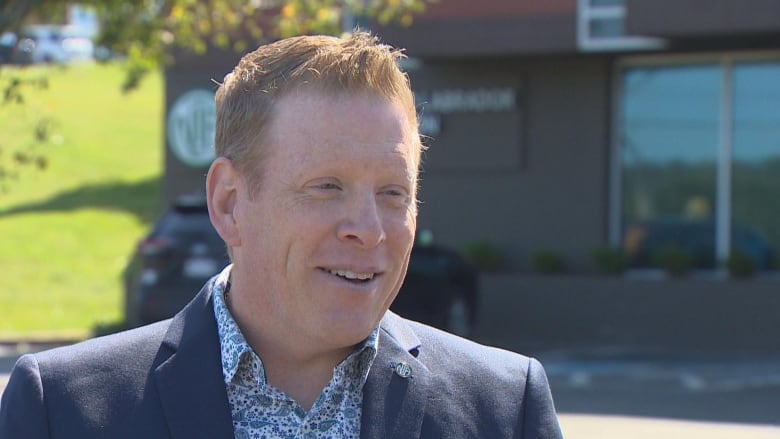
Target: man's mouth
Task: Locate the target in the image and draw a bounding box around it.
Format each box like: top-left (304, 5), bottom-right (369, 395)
top-left (324, 268), bottom-right (376, 282)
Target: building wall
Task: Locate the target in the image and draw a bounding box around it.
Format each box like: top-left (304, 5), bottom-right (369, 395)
top-left (626, 0), bottom-right (780, 39)
top-left (410, 55), bottom-right (613, 272)
top-left (376, 0), bottom-right (578, 56)
top-left (475, 274), bottom-right (780, 353)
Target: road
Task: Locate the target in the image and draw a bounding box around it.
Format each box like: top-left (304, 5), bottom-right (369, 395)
top-left (541, 347), bottom-right (780, 438)
top-left (2, 342), bottom-right (779, 437)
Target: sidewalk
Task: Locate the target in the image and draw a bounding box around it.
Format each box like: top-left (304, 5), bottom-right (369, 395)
top-left (558, 414), bottom-right (780, 439)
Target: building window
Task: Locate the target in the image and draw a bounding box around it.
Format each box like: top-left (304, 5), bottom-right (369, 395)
top-left (577, 0), bottom-right (665, 52)
top-left (614, 56), bottom-right (780, 272)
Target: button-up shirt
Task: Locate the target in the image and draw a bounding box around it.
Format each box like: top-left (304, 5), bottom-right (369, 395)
top-left (212, 266), bottom-right (379, 438)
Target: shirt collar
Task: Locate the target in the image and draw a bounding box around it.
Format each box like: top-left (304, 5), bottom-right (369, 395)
top-left (212, 265), bottom-right (251, 384)
top-left (212, 264), bottom-right (380, 386)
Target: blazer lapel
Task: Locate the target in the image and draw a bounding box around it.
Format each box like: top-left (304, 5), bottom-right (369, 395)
top-left (361, 312), bottom-right (430, 439)
top-left (153, 281), bottom-right (235, 438)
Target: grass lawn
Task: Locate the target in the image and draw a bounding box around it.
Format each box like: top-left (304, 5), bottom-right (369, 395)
top-left (0, 62), bottom-right (163, 340)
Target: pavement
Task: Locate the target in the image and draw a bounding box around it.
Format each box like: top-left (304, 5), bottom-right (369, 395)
top-left (1, 341), bottom-right (779, 437)
top-left (537, 347), bottom-right (780, 438)
top-left (557, 414), bottom-right (780, 439)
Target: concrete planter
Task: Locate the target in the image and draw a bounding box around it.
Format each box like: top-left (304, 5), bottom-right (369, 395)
top-left (472, 273), bottom-right (780, 354)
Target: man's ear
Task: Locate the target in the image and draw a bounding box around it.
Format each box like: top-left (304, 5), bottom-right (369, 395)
top-left (206, 157), bottom-right (242, 248)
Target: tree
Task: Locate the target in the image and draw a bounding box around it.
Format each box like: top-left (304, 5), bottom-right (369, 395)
top-left (0, 0), bottom-right (435, 191)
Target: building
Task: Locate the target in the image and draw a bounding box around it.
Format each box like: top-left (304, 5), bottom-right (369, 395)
top-left (162, 0), bottom-right (780, 352)
top-left (373, 0), bottom-right (780, 274)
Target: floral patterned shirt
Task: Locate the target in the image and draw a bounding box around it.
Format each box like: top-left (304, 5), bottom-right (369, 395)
top-left (211, 266), bottom-right (379, 439)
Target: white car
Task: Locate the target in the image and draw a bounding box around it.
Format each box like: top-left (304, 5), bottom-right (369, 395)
top-left (61, 25), bottom-right (95, 62)
top-left (17, 24), bottom-right (94, 64)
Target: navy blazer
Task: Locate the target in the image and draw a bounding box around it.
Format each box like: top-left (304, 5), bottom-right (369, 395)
top-left (0, 277), bottom-right (563, 438)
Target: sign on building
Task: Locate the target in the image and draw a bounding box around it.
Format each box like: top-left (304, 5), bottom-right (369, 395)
top-left (166, 89), bottom-right (216, 168)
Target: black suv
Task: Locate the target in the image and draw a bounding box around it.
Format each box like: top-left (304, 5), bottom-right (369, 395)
top-left (124, 196), bottom-right (478, 336)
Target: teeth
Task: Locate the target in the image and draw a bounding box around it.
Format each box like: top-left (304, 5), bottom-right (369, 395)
top-left (328, 269), bottom-right (375, 281)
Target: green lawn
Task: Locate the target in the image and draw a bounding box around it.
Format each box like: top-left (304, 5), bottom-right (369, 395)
top-left (0, 62), bottom-right (163, 340)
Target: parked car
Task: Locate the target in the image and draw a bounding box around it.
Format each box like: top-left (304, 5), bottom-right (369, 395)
top-left (124, 196), bottom-right (479, 336)
top-left (12, 25), bottom-right (94, 64)
top-left (14, 25), bottom-right (68, 64)
top-left (393, 231), bottom-right (478, 336)
top-left (0, 32), bottom-right (18, 64)
top-left (59, 25), bottom-right (95, 62)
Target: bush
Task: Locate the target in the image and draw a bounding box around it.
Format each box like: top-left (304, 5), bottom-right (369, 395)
top-left (590, 246), bottom-right (628, 274)
top-left (531, 250), bottom-right (566, 274)
top-left (726, 249), bottom-right (756, 278)
top-left (462, 240), bottom-right (503, 272)
top-left (652, 245), bottom-right (693, 277)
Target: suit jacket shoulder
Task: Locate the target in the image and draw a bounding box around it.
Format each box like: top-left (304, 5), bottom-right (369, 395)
top-left (361, 312), bottom-right (563, 439)
top-left (0, 278), bottom-right (234, 438)
top-left (0, 320), bottom-right (171, 437)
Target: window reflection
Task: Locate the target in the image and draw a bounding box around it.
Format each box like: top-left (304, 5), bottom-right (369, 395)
top-left (621, 65), bottom-right (719, 268)
top-left (619, 60), bottom-right (779, 271)
top-left (732, 62), bottom-right (780, 270)
top-left (590, 0), bottom-right (624, 6)
top-left (590, 18), bottom-right (624, 38)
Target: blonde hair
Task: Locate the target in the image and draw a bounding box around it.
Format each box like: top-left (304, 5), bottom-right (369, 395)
top-left (214, 32), bottom-right (421, 192)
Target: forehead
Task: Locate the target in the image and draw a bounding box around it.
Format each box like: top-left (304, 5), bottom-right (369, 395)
top-left (266, 90), bottom-right (419, 166)
top-left (274, 89), bottom-right (408, 126)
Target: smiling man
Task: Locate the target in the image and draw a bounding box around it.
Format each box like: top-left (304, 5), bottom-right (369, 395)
top-left (0, 33), bottom-right (563, 438)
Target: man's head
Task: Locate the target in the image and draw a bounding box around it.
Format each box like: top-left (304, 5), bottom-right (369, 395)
top-left (214, 32), bottom-right (422, 194)
top-left (206, 33), bottom-right (421, 353)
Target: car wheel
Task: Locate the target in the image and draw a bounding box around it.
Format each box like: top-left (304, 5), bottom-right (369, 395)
top-left (445, 295), bottom-right (472, 337)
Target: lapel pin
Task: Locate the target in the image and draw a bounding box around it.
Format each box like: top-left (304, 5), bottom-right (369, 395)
top-left (393, 362), bottom-right (412, 378)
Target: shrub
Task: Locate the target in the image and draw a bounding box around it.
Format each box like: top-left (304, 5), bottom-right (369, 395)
top-left (462, 240), bottom-right (503, 272)
top-left (726, 249), bottom-right (756, 278)
top-left (591, 246), bottom-right (628, 274)
top-left (652, 245), bottom-right (693, 277)
top-left (531, 250), bottom-right (566, 274)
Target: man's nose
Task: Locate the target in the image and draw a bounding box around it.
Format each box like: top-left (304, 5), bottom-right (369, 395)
top-left (336, 191), bottom-right (386, 248)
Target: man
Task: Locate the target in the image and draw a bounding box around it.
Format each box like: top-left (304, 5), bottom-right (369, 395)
top-left (0, 32), bottom-right (563, 438)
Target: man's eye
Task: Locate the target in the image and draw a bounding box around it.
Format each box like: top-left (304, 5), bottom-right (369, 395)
top-left (382, 184), bottom-right (409, 197)
top-left (380, 188), bottom-right (411, 206)
top-left (317, 182), bottom-right (340, 190)
top-left (385, 189), bottom-right (405, 197)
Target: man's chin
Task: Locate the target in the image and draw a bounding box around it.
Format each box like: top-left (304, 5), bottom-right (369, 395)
top-left (317, 313), bottom-right (382, 345)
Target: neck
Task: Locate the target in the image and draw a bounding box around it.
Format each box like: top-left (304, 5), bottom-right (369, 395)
top-left (226, 284), bottom-right (354, 410)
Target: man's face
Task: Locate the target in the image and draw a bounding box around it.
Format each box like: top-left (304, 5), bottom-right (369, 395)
top-left (230, 90), bottom-right (418, 349)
